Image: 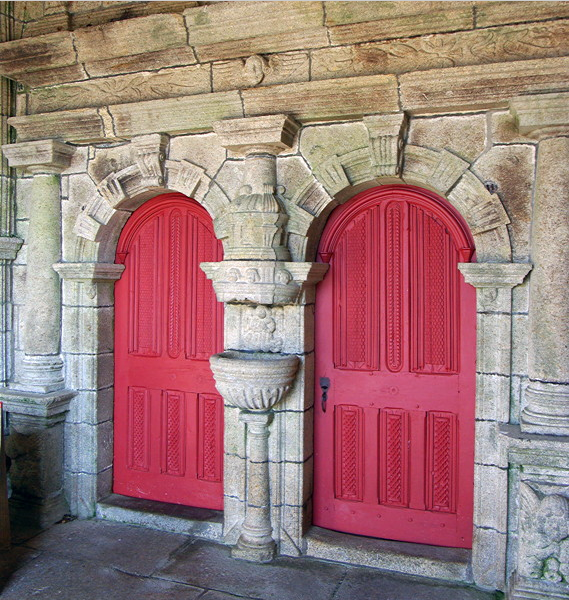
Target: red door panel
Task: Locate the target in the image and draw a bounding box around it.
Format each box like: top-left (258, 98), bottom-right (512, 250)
top-left (113, 193), bottom-right (224, 510)
top-left (314, 185), bottom-right (476, 548)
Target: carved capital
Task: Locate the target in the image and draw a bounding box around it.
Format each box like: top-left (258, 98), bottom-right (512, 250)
top-left (364, 113), bottom-right (408, 177)
top-left (510, 92), bottom-right (569, 140)
top-left (213, 114), bottom-right (300, 156)
top-left (2, 140), bottom-right (75, 174)
top-left (458, 262), bottom-right (532, 288)
top-left (201, 260), bottom-right (328, 306)
top-left (53, 262), bottom-right (125, 282)
top-left (0, 237), bottom-right (23, 261)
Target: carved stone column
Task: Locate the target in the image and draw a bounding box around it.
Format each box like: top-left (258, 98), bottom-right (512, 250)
top-left (2, 140), bottom-right (75, 392)
top-left (0, 139), bottom-right (75, 528)
top-left (206, 115), bottom-right (327, 562)
top-left (510, 93), bottom-right (569, 435)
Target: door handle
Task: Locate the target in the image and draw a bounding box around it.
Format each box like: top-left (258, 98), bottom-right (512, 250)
top-left (320, 377), bottom-right (330, 412)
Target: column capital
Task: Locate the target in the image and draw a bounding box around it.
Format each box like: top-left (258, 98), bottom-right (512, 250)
top-left (213, 115), bottom-right (300, 156)
top-left (458, 262), bottom-right (532, 288)
top-left (510, 92), bottom-right (569, 140)
top-left (2, 139), bottom-right (75, 174)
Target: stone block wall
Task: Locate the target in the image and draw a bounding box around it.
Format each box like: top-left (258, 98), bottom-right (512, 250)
top-left (0, 3), bottom-right (567, 599)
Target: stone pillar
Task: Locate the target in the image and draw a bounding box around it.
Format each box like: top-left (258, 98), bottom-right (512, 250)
top-left (458, 262), bottom-right (531, 591)
top-left (0, 139), bottom-right (75, 528)
top-left (206, 115), bottom-right (328, 562)
top-left (510, 93), bottom-right (569, 435)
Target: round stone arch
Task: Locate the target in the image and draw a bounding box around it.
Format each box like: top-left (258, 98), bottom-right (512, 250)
top-left (58, 137), bottom-right (230, 519)
top-left (283, 124), bottom-right (530, 590)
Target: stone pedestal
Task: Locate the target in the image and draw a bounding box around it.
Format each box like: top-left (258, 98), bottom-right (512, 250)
top-left (0, 139), bottom-right (75, 527)
top-left (510, 93), bottom-right (569, 436)
top-left (0, 389), bottom-right (74, 528)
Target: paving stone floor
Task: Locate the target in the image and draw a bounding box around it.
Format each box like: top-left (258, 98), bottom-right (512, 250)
top-left (0, 518), bottom-right (500, 600)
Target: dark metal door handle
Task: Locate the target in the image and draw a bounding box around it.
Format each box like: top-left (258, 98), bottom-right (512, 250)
top-left (320, 377), bottom-right (330, 412)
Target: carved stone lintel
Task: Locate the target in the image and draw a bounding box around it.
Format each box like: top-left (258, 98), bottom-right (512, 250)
top-left (2, 139), bottom-right (75, 174)
top-left (201, 260), bottom-right (328, 305)
top-left (213, 114), bottom-right (300, 156)
top-left (364, 113), bottom-right (408, 177)
top-left (510, 92), bottom-right (569, 140)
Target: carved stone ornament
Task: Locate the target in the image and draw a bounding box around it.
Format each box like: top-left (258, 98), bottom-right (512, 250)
top-left (210, 350), bottom-right (299, 412)
top-left (201, 260), bottom-right (328, 306)
top-left (363, 113), bottom-right (408, 177)
top-left (517, 483), bottom-right (569, 588)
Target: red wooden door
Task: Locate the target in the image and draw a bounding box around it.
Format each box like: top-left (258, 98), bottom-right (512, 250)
top-left (113, 193), bottom-right (224, 510)
top-left (313, 185), bottom-right (476, 548)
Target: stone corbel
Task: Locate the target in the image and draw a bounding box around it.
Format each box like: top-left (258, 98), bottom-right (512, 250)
top-left (364, 113), bottom-right (408, 178)
top-left (0, 237), bottom-right (23, 261)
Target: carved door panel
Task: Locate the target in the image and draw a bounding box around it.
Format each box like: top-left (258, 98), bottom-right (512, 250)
top-left (113, 194), bottom-right (224, 509)
top-left (313, 186), bottom-right (476, 548)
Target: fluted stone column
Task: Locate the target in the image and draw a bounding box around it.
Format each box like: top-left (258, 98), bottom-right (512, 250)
top-left (0, 139), bottom-right (75, 528)
top-left (510, 93), bottom-right (569, 436)
top-left (206, 115), bottom-right (327, 562)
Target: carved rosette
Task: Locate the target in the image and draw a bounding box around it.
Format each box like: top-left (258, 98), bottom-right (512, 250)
top-left (210, 351), bottom-right (299, 412)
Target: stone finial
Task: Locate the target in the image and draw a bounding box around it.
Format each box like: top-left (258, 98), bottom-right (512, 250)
top-left (213, 114), bottom-right (300, 156)
top-left (364, 113), bottom-right (408, 177)
top-left (510, 92), bottom-right (569, 140)
top-left (2, 139), bottom-right (75, 174)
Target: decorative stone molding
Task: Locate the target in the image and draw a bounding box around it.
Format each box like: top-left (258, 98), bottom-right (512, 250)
top-left (522, 383), bottom-right (569, 437)
top-left (2, 139), bottom-right (75, 174)
top-left (201, 261), bottom-right (328, 305)
top-left (74, 135), bottom-right (221, 243)
top-left (53, 262), bottom-right (125, 282)
top-left (510, 92), bottom-right (569, 140)
top-left (363, 113), bottom-right (408, 177)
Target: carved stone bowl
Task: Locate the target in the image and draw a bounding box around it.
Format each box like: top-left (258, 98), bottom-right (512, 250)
top-left (210, 351), bottom-right (299, 411)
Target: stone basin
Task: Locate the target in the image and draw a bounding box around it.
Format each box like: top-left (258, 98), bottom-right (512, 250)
top-left (210, 351), bottom-right (299, 411)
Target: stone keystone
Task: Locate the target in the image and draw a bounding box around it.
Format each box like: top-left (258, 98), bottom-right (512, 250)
top-left (213, 114), bottom-right (300, 156)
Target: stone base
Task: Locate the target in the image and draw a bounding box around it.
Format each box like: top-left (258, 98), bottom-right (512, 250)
top-left (510, 575), bottom-right (569, 600)
top-left (10, 492), bottom-right (68, 530)
top-left (12, 355), bottom-right (65, 394)
top-left (232, 537), bottom-right (276, 563)
top-left (521, 382), bottom-right (569, 436)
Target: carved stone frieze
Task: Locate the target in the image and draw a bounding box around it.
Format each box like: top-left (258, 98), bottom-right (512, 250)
top-left (201, 260), bottom-right (328, 306)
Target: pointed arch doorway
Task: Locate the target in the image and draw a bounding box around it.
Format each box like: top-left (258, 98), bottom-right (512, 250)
top-left (113, 193), bottom-right (224, 510)
top-left (313, 185), bottom-right (476, 548)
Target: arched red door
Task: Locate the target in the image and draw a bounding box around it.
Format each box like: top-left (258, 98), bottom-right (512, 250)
top-left (113, 193), bottom-right (224, 510)
top-left (313, 185), bottom-right (476, 548)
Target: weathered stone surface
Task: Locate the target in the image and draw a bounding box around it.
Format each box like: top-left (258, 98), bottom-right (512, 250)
top-left (73, 14), bottom-right (188, 64)
top-left (9, 109), bottom-right (107, 143)
top-left (325, 1), bottom-right (474, 45)
top-left (473, 145), bottom-right (535, 261)
top-left (109, 92), bottom-right (244, 138)
top-left (510, 91), bottom-right (569, 139)
top-left (85, 46), bottom-right (198, 79)
top-left (409, 114), bottom-right (486, 163)
top-left (0, 31), bottom-right (79, 80)
top-left (243, 75), bottom-right (399, 122)
top-left (490, 111), bottom-right (538, 145)
top-left (299, 121), bottom-right (369, 169)
top-left (29, 65), bottom-right (211, 113)
top-left (213, 53), bottom-right (309, 93)
top-left (169, 133), bottom-right (226, 179)
top-left (185, 2), bottom-right (328, 61)
top-left (475, 1), bottom-right (569, 28)
top-left (312, 20), bottom-right (569, 81)
top-left (400, 56), bottom-right (569, 114)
